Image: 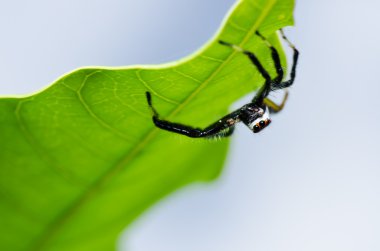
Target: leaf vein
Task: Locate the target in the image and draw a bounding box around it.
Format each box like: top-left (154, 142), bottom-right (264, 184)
top-left (135, 70), bottom-right (180, 105)
top-left (199, 55), bottom-right (224, 63)
top-left (77, 71), bottom-right (135, 142)
top-left (173, 69), bottom-right (202, 83)
top-left (101, 71), bottom-right (150, 118)
top-left (14, 99), bottom-right (84, 184)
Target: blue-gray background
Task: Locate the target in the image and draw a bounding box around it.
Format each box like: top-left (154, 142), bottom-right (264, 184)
top-left (1, 0), bottom-right (380, 250)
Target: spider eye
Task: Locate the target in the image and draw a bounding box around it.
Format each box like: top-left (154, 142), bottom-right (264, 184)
top-left (259, 120), bottom-right (266, 127)
top-left (253, 125), bottom-right (260, 133)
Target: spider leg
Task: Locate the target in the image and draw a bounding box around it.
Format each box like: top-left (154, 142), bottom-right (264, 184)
top-left (146, 91), bottom-right (159, 116)
top-left (255, 31), bottom-right (284, 84)
top-left (264, 90), bottom-right (289, 114)
top-left (218, 40), bottom-right (272, 102)
top-left (271, 29), bottom-right (299, 90)
top-left (146, 92), bottom-right (239, 138)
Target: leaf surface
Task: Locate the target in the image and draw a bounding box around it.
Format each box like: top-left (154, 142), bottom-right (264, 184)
top-left (0, 0), bottom-right (294, 250)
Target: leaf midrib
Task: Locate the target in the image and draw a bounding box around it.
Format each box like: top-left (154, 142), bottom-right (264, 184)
top-left (30, 0), bottom-right (276, 249)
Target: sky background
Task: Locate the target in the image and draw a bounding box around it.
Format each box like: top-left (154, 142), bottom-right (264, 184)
top-left (1, 0), bottom-right (380, 251)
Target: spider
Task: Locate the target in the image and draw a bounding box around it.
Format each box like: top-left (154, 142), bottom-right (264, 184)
top-left (145, 29), bottom-right (299, 138)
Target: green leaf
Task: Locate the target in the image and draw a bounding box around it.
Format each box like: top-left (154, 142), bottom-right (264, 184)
top-left (0, 0), bottom-right (294, 250)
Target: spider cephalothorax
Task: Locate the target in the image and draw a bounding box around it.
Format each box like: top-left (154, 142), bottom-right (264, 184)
top-left (146, 29), bottom-right (298, 138)
top-left (240, 104), bottom-right (271, 133)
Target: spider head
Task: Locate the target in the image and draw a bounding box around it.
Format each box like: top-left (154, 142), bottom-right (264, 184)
top-left (243, 105), bottom-right (271, 133)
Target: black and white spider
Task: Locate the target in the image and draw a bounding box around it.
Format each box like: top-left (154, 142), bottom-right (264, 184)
top-left (146, 29), bottom-right (298, 138)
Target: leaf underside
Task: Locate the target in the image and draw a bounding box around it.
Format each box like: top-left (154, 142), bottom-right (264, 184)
top-left (0, 0), bottom-right (294, 250)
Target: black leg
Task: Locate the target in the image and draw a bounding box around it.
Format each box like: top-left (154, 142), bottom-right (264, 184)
top-left (218, 40), bottom-right (272, 102)
top-left (146, 91), bottom-right (158, 116)
top-left (146, 92), bottom-right (239, 138)
top-left (255, 31), bottom-right (284, 84)
top-left (272, 29), bottom-right (299, 90)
